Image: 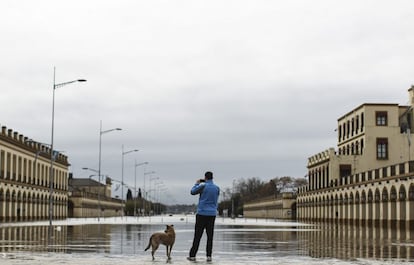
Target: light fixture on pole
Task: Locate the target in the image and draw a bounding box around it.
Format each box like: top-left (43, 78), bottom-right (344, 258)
top-left (98, 122), bottom-right (121, 221)
top-left (143, 171), bottom-right (155, 215)
top-left (149, 175), bottom-right (159, 216)
top-left (82, 167), bottom-right (101, 217)
top-left (82, 167), bottom-right (99, 174)
top-left (50, 67), bottom-right (86, 230)
top-left (121, 145), bottom-right (139, 218)
top-left (134, 161), bottom-right (148, 217)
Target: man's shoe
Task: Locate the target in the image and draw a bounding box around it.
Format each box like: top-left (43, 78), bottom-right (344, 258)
top-left (207, 256), bottom-right (212, 262)
top-left (187, 257), bottom-right (196, 262)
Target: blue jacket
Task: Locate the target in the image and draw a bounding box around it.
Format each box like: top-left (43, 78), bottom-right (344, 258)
top-left (191, 180), bottom-right (220, 216)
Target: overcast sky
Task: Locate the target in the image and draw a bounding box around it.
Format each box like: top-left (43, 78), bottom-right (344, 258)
top-left (1, 0), bottom-right (414, 204)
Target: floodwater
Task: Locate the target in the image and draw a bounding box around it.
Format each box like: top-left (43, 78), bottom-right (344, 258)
top-left (0, 216), bottom-right (413, 264)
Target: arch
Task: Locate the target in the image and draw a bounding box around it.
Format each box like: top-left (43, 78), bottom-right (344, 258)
top-left (355, 191), bottom-right (360, 221)
top-left (334, 194), bottom-right (339, 219)
top-left (374, 188), bottom-right (381, 222)
top-left (0, 188), bottom-right (3, 221)
top-left (390, 186), bottom-right (397, 222)
top-left (367, 189), bottom-right (373, 222)
top-left (11, 190), bottom-right (17, 221)
top-left (361, 191), bottom-right (367, 222)
top-left (399, 185), bottom-right (407, 222)
top-left (5, 189), bottom-right (11, 221)
top-left (316, 196), bottom-right (321, 220)
top-left (409, 184), bottom-right (414, 221)
top-left (382, 187), bottom-right (389, 222)
top-left (22, 191), bottom-right (27, 221)
top-left (409, 184), bottom-right (414, 201)
top-left (344, 193), bottom-right (349, 221)
top-left (349, 192), bottom-right (354, 222)
top-left (16, 190), bottom-right (22, 221)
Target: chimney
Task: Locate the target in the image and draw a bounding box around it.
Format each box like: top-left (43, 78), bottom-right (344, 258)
top-left (409, 85), bottom-right (414, 106)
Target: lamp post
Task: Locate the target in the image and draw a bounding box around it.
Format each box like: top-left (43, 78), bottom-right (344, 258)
top-left (134, 161), bottom-right (148, 217)
top-left (82, 167), bottom-right (99, 174)
top-left (121, 145), bottom-right (139, 218)
top-left (82, 167), bottom-right (101, 217)
top-left (50, 67), bottom-right (86, 229)
top-left (154, 180), bottom-right (165, 215)
top-left (149, 176), bottom-right (159, 215)
top-left (98, 122), bottom-right (121, 220)
top-left (144, 171), bottom-right (155, 215)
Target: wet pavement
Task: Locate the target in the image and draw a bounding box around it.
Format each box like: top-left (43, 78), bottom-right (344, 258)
top-left (0, 216), bottom-right (413, 264)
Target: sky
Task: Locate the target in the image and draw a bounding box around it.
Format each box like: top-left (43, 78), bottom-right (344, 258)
top-left (1, 0), bottom-right (414, 204)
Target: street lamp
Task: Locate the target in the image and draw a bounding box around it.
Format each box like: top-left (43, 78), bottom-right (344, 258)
top-left (50, 67), bottom-right (86, 229)
top-left (98, 121), bottom-right (121, 220)
top-left (121, 145), bottom-right (139, 218)
top-left (144, 171), bottom-right (155, 215)
top-left (82, 167), bottom-right (99, 174)
top-left (82, 167), bottom-right (103, 217)
top-left (134, 161), bottom-right (148, 217)
top-left (149, 176), bottom-right (159, 215)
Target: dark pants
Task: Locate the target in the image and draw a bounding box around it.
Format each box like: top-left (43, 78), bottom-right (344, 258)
top-left (189, 214), bottom-right (216, 257)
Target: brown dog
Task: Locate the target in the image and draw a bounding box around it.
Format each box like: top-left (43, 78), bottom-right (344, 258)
top-left (144, 225), bottom-right (176, 260)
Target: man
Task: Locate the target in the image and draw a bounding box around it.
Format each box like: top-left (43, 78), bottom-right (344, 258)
top-left (187, 171), bottom-right (220, 262)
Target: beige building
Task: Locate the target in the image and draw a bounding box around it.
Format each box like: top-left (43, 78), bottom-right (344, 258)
top-left (68, 176), bottom-right (123, 218)
top-left (298, 88), bottom-right (414, 225)
top-left (243, 192), bottom-right (297, 220)
top-left (0, 125), bottom-right (69, 222)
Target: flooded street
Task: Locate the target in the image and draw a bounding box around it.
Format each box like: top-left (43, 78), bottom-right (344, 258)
top-left (0, 216), bottom-right (413, 264)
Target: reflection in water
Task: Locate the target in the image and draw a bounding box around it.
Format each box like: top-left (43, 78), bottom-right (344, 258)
top-left (218, 226), bottom-right (300, 256)
top-left (0, 225), bottom-right (67, 252)
top-left (299, 222), bottom-right (414, 261)
top-left (0, 221), bottom-right (413, 262)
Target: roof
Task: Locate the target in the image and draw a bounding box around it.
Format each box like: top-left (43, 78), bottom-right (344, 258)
top-left (337, 103), bottom-right (401, 121)
top-left (69, 178), bottom-right (103, 187)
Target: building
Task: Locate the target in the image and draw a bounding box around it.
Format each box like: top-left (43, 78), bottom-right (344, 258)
top-left (0, 126), bottom-right (69, 222)
top-left (297, 87), bottom-right (414, 225)
top-left (243, 192), bottom-right (297, 220)
top-left (68, 175), bottom-right (123, 218)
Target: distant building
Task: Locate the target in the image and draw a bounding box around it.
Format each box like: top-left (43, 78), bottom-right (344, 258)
top-left (0, 125), bottom-right (69, 221)
top-left (68, 175), bottom-right (123, 218)
top-left (298, 87), bottom-right (414, 225)
top-left (243, 192), bottom-right (297, 220)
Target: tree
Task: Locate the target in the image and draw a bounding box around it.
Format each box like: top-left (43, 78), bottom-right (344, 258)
top-left (126, 189), bottom-right (133, 201)
top-left (218, 176), bottom-right (308, 217)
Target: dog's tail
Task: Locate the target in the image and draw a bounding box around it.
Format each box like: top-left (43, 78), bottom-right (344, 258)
top-left (144, 235), bottom-right (153, 251)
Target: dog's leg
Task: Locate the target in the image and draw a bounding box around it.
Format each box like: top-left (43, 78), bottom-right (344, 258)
top-left (167, 244), bottom-right (173, 260)
top-left (151, 244), bottom-right (159, 261)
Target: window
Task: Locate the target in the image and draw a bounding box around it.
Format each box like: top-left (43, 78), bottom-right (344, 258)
top-left (340, 164), bottom-right (352, 178)
top-left (347, 120), bottom-right (350, 137)
top-left (356, 116), bottom-right (359, 133)
top-left (376, 111), bottom-right (388, 126)
top-left (342, 123), bottom-right (346, 140)
top-left (361, 112), bottom-right (364, 131)
top-left (351, 118), bottom-right (354, 136)
top-left (360, 139), bottom-right (364, 155)
top-left (377, 138), bottom-right (388, 159)
top-left (338, 126), bottom-right (342, 142)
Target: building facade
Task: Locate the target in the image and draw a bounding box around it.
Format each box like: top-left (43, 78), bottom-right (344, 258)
top-left (243, 192), bottom-right (297, 220)
top-left (68, 176), bottom-right (123, 218)
top-left (297, 88), bottom-right (414, 225)
top-left (0, 126), bottom-right (69, 222)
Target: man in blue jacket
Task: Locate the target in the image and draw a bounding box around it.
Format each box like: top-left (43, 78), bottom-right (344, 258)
top-left (188, 171), bottom-right (220, 262)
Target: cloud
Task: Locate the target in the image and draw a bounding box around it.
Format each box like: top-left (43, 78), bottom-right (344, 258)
top-left (1, 0), bottom-right (414, 203)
